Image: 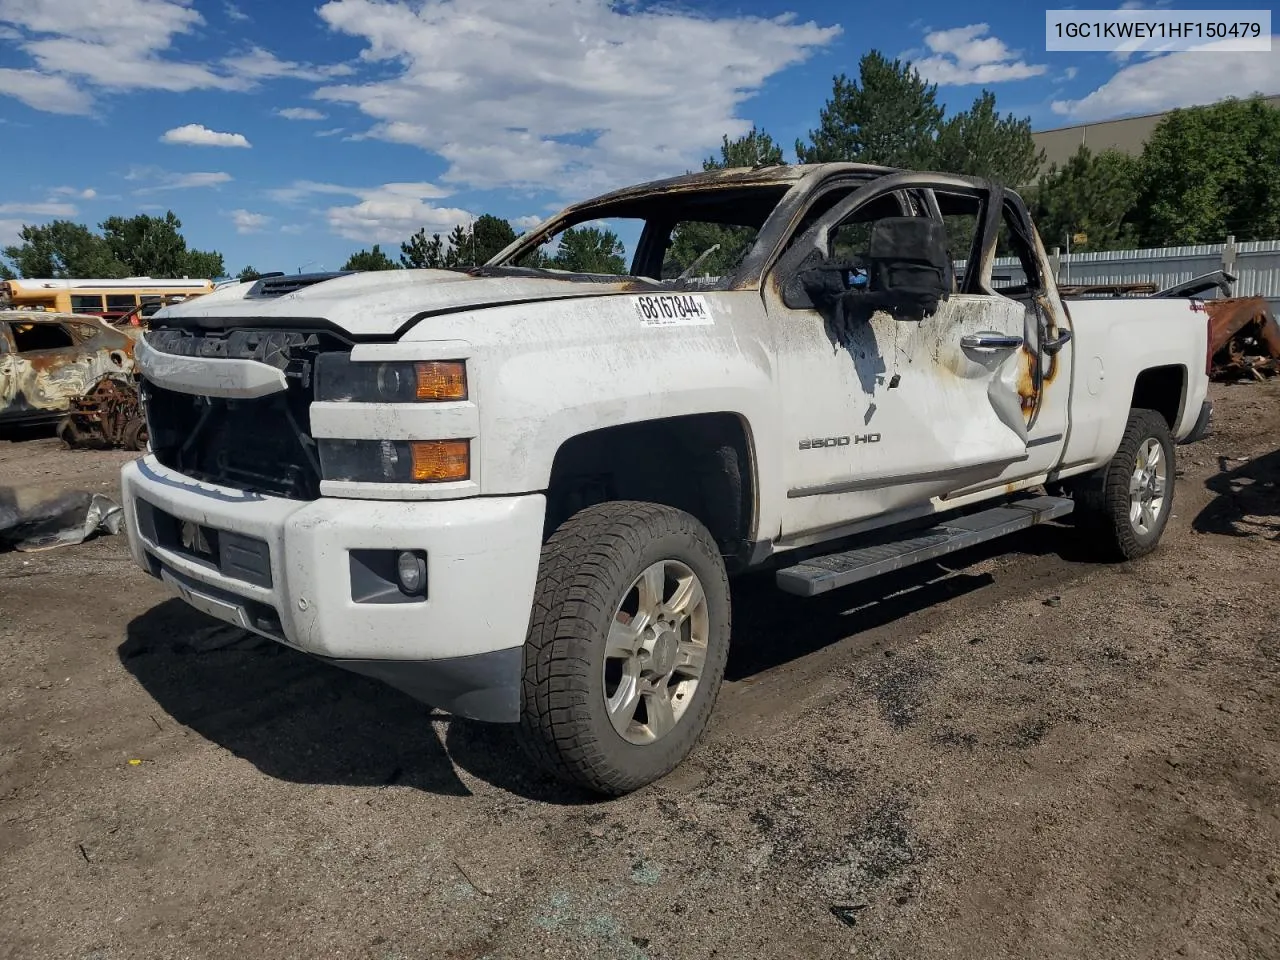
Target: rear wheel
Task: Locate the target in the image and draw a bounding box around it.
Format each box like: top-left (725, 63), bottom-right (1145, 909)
top-left (517, 501), bottom-right (730, 796)
top-left (1071, 407), bottom-right (1175, 561)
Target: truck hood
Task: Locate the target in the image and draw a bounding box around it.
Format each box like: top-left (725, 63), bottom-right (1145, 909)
top-left (154, 268), bottom-right (661, 338)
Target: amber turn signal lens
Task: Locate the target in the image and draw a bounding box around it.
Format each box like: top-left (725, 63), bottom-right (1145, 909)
top-left (410, 440), bottom-right (470, 482)
top-left (414, 361), bottom-right (467, 401)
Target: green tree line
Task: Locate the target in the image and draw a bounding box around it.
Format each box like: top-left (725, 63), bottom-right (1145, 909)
top-left (345, 51), bottom-right (1277, 274)
top-left (341, 214), bottom-right (627, 275)
top-left (1, 212), bottom-right (224, 279)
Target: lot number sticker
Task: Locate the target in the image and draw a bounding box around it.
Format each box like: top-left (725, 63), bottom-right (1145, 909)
top-left (634, 294), bottom-right (714, 327)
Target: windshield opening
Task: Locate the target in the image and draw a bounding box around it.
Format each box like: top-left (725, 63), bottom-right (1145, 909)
top-left (490, 184), bottom-right (793, 289)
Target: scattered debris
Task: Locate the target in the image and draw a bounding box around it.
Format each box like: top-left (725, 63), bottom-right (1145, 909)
top-left (0, 485), bottom-right (124, 552)
top-left (1203, 297), bottom-right (1280, 382)
top-left (830, 902), bottom-right (869, 927)
top-left (58, 376), bottom-right (148, 451)
top-left (77, 843), bottom-right (91, 864)
top-left (453, 859), bottom-right (494, 896)
top-left (1043, 596), bottom-right (1062, 607)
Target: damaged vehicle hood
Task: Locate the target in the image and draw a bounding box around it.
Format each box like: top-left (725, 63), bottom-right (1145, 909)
top-left (154, 268), bottom-right (669, 338)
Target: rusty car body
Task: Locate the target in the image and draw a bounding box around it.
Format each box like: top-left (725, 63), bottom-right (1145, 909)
top-left (1203, 296), bottom-right (1280, 381)
top-left (0, 310), bottom-right (140, 428)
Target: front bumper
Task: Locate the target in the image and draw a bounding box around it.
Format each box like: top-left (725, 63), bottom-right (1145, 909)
top-left (120, 456), bottom-right (545, 722)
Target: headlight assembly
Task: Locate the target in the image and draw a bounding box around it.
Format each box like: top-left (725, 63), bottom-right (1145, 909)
top-left (315, 354), bottom-right (467, 403)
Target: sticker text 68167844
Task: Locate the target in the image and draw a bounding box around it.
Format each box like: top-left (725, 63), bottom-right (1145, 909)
top-left (634, 294), bottom-right (714, 327)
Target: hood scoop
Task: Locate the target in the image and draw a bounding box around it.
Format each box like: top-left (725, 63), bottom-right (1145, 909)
top-left (246, 271), bottom-right (352, 299)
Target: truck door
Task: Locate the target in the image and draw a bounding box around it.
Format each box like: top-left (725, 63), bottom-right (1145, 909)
top-left (941, 192), bottom-right (1074, 500)
top-left (764, 175), bottom-right (1034, 540)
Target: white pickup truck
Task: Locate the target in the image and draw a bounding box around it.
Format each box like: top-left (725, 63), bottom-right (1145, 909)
top-left (121, 163), bottom-right (1212, 795)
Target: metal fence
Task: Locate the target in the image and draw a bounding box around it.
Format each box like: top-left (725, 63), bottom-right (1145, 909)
top-left (973, 237), bottom-right (1280, 310)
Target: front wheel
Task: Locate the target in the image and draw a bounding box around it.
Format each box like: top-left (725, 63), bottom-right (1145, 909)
top-left (1072, 407), bottom-right (1175, 561)
top-left (517, 501), bottom-right (731, 796)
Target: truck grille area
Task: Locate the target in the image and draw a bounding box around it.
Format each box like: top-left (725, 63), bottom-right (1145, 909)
top-left (141, 327), bottom-right (351, 500)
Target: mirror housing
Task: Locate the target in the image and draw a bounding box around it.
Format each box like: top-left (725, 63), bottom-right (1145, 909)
top-left (865, 217), bottom-right (953, 311)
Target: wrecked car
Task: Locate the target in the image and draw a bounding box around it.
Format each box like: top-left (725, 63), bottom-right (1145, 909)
top-left (120, 163), bottom-right (1212, 796)
top-left (0, 311), bottom-right (139, 430)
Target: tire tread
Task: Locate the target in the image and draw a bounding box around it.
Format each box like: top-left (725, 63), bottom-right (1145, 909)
top-left (517, 501), bottom-right (729, 795)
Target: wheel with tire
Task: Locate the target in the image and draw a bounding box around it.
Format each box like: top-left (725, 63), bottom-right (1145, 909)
top-left (122, 417), bottom-right (149, 451)
top-left (518, 501), bottom-right (731, 796)
top-left (56, 417), bottom-right (81, 449)
top-left (1072, 407), bottom-right (1175, 561)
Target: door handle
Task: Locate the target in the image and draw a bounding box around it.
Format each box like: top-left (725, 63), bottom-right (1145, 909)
top-left (1043, 329), bottom-right (1073, 354)
top-left (961, 332), bottom-right (1024, 351)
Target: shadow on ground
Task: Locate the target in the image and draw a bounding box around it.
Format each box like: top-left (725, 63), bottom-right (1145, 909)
top-left (121, 599), bottom-right (595, 805)
top-left (122, 522), bottom-right (1091, 799)
top-left (0, 423), bottom-right (56, 444)
top-left (1193, 450), bottom-right (1280, 540)
top-left (726, 521), bottom-right (1090, 679)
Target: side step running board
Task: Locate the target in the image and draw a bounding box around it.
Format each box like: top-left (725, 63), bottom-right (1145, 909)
top-left (775, 495), bottom-right (1075, 598)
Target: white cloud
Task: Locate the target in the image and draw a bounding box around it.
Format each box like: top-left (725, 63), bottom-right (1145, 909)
top-left (231, 209), bottom-right (270, 234)
top-left (52, 186), bottom-right (96, 199)
top-left (313, 0), bottom-right (839, 193)
top-left (912, 23), bottom-right (1048, 85)
top-left (0, 1), bottom-right (347, 113)
top-left (1052, 40), bottom-right (1280, 120)
top-left (0, 219), bottom-right (26, 245)
top-left (513, 215), bottom-right (545, 231)
top-left (269, 179), bottom-right (451, 204)
top-left (277, 106), bottom-right (327, 121)
top-left (0, 0), bottom-right (246, 100)
top-left (224, 2), bottom-right (249, 22)
top-left (0, 201), bottom-right (78, 216)
top-left (161, 123), bottom-right (252, 148)
top-left (268, 179), bottom-right (468, 243)
top-left (1063, 66), bottom-right (1079, 81)
top-left (129, 168), bottom-right (234, 194)
top-left (222, 46), bottom-right (353, 83)
top-left (0, 67), bottom-right (91, 113)
top-left (315, 127), bottom-right (345, 137)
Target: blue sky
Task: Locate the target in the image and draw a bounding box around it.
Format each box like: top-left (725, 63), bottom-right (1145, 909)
top-left (0, 0), bottom-right (1276, 276)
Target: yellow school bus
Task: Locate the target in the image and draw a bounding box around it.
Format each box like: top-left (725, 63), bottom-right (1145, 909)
top-left (0, 278), bottom-right (214, 322)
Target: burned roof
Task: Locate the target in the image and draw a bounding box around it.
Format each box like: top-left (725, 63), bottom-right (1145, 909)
top-left (0, 309), bottom-right (90, 324)
top-left (575, 162), bottom-right (904, 209)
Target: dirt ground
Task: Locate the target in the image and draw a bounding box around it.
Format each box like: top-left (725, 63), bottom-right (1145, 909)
top-left (1, 382), bottom-right (1279, 960)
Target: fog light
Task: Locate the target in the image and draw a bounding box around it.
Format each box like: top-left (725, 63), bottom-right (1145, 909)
top-left (396, 551), bottom-right (427, 595)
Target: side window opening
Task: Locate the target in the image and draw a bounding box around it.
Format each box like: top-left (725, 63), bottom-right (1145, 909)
top-left (992, 200), bottom-right (1043, 301)
top-left (933, 191), bottom-right (986, 294)
top-left (10, 322), bottom-right (76, 352)
top-left (828, 194), bottom-right (915, 258)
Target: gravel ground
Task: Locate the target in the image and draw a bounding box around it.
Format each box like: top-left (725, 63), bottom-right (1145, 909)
top-left (1, 382), bottom-right (1278, 960)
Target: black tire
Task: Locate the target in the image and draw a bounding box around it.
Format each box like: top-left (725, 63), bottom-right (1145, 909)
top-left (57, 417), bottom-right (81, 449)
top-left (1071, 407), bottom-right (1175, 561)
top-left (122, 418), bottom-right (149, 452)
top-left (518, 501), bottom-right (731, 796)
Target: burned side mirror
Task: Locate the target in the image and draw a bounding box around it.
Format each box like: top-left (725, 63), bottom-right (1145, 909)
top-left (865, 217), bottom-right (953, 316)
top-left (785, 250), bottom-right (869, 313)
